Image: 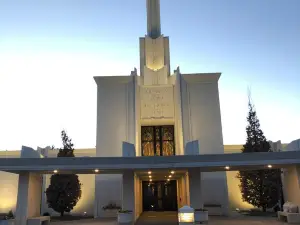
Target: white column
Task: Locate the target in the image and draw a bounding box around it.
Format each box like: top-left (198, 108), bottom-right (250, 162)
top-left (15, 172), bottom-right (42, 225)
top-left (188, 168), bottom-right (203, 209)
top-left (282, 165), bottom-right (300, 204)
top-left (122, 171), bottom-right (135, 217)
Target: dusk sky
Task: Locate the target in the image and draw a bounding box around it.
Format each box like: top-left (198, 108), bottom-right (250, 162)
top-left (0, 0), bottom-right (299, 150)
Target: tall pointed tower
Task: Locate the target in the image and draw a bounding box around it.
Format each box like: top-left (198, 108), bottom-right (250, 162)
top-left (140, 0), bottom-right (170, 85)
top-left (94, 0), bottom-right (229, 217)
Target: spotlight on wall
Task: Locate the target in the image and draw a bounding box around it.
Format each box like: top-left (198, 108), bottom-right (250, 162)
top-left (225, 166), bottom-right (230, 170)
top-left (94, 169), bottom-right (99, 173)
top-left (171, 171), bottom-right (175, 174)
top-left (267, 165), bottom-right (272, 168)
top-left (148, 171), bottom-right (152, 174)
top-left (53, 170), bottom-right (58, 173)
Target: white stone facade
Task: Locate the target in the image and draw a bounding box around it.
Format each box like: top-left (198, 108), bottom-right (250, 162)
top-left (93, 0), bottom-right (229, 218)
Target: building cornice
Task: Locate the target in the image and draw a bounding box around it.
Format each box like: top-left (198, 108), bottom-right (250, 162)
top-left (94, 76), bottom-right (133, 85)
top-left (182, 73), bottom-right (221, 83)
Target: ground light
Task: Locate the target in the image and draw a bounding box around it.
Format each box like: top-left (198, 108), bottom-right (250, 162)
top-left (178, 206), bottom-right (195, 224)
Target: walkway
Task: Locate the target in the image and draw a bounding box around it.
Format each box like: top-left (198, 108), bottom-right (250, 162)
top-left (135, 211), bottom-right (177, 225)
top-left (50, 213), bottom-right (289, 225)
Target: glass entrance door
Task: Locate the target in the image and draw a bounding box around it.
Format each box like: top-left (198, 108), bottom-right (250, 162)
top-left (141, 125), bottom-right (175, 156)
top-left (142, 180), bottom-right (178, 211)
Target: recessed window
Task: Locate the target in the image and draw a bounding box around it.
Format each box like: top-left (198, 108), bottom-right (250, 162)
top-left (141, 126), bottom-right (175, 156)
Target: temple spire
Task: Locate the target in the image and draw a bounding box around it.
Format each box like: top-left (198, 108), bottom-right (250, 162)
top-left (147, 0), bottom-right (161, 39)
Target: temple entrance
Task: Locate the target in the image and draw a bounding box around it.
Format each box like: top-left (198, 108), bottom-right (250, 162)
top-left (142, 180), bottom-right (178, 211)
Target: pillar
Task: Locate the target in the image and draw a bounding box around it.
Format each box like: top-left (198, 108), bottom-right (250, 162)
top-left (188, 168), bottom-right (203, 209)
top-left (282, 165), bottom-right (300, 204)
top-left (15, 172), bottom-right (42, 225)
top-left (122, 171), bottom-right (135, 218)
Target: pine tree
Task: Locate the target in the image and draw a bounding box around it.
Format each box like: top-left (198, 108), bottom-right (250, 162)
top-left (46, 130), bottom-right (82, 216)
top-left (237, 100), bottom-right (282, 212)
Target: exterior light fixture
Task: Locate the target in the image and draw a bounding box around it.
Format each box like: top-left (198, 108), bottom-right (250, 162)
top-left (150, 179), bottom-right (152, 182)
top-left (148, 171), bottom-right (152, 174)
top-left (94, 169), bottom-right (99, 173)
top-left (178, 206), bottom-right (195, 224)
top-left (169, 175), bottom-right (172, 178)
top-left (267, 165), bottom-right (272, 168)
top-left (167, 178), bottom-right (170, 181)
top-left (171, 171), bottom-right (175, 174)
top-left (53, 170), bottom-right (58, 173)
top-left (225, 166), bottom-right (230, 170)
top-left (149, 175), bottom-right (152, 178)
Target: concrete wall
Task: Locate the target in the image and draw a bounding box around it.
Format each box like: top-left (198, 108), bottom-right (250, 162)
top-left (224, 145), bottom-right (254, 210)
top-left (180, 73), bottom-right (229, 211)
top-left (282, 166), bottom-right (300, 205)
top-left (134, 175), bottom-right (143, 219)
top-left (94, 76), bottom-right (136, 157)
top-left (94, 76), bottom-right (136, 218)
top-left (177, 173), bottom-right (189, 209)
top-left (0, 171), bottom-right (19, 213)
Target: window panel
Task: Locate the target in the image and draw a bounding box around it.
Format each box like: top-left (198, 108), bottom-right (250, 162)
top-left (142, 142), bottom-right (155, 156)
top-left (141, 126), bottom-right (175, 156)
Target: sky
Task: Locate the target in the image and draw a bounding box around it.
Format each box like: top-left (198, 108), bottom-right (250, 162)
top-left (0, 0), bottom-right (299, 150)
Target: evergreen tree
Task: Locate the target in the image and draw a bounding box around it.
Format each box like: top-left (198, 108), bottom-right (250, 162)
top-left (46, 130), bottom-right (82, 216)
top-left (237, 100), bottom-right (282, 212)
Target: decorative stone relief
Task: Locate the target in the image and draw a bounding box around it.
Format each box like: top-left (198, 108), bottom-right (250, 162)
top-left (140, 86), bottom-right (174, 119)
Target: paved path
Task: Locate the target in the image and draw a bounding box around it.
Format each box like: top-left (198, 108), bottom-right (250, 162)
top-left (135, 211), bottom-right (177, 225)
top-left (51, 212), bottom-right (293, 225)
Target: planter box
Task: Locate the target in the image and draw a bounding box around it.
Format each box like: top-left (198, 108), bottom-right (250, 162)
top-left (195, 211), bottom-right (208, 223)
top-left (117, 212), bottom-right (133, 224)
top-left (204, 204), bottom-right (222, 216)
top-left (102, 209), bottom-right (118, 218)
top-left (0, 219), bottom-right (15, 225)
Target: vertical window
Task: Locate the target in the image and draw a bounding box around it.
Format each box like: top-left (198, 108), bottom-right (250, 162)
top-left (141, 126), bottom-right (175, 156)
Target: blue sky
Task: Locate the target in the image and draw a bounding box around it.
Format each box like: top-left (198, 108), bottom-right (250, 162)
top-left (0, 0), bottom-right (299, 150)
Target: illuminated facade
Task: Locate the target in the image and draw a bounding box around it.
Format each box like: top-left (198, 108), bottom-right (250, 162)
top-left (1, 1), bottom-right (300, 223)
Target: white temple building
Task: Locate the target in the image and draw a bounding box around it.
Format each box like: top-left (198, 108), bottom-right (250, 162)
top-left (1, 1), bottom-right (300, 224)
top-left (94, 0), bottom-right (228, 216)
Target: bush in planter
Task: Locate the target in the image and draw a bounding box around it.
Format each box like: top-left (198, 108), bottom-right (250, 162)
top-left (5, 210), bottom-right (14, 220)
top-left (102, 203), bottom-right (121, 211)
top-left (118, 210), bottom-right (132, 213)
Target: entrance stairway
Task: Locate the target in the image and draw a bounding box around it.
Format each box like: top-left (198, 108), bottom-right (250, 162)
top-left (135, 212), bottom-right (178, 225)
